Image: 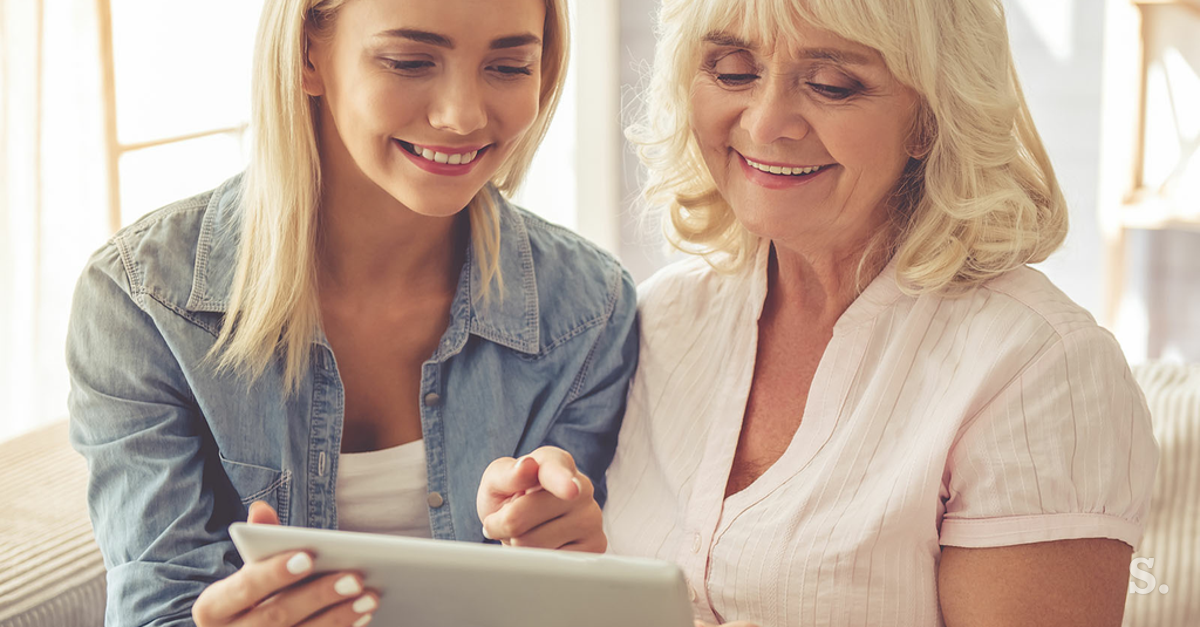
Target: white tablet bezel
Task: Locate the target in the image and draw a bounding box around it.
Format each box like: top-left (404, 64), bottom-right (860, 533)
top-left (229, 523), bottom-right (695, 627)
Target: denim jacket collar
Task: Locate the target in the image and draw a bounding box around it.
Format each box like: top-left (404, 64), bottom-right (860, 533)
top-left (184, 175), bottom-right (541, 355)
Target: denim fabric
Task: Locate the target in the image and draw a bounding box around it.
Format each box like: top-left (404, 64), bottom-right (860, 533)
top-left (66, 174), bottom-right (639, 627)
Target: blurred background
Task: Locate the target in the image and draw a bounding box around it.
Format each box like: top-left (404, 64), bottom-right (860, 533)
top-left (0, 0), bottom-right (1198, 443)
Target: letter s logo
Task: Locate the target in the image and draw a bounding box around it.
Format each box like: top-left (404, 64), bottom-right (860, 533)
top-left (1129, 557), bottom-right (1156, 595)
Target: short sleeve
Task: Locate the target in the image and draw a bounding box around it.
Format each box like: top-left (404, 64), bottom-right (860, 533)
top-left (940, 326), bottom-right (1159, 550)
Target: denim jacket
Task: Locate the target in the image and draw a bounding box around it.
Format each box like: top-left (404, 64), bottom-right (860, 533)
top-left (66, 175), bottom-right (639, 627)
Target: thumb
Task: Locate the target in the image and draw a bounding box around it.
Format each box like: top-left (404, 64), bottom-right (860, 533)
top-left (476, 456), bottom-right (542, 519)
top-left (248, 501), bottom-right (281, 525)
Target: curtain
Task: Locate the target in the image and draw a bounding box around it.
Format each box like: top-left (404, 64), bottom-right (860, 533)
top-left (0, 0), bottom-right (111, 442)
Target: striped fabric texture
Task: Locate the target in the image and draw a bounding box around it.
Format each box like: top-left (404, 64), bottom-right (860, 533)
top-left (604, 243), bottom-right (1158, 627)
top-left (1124, 362), bottom-right (1200, 627)
top-left (0, 420), bottom-right (106, 627)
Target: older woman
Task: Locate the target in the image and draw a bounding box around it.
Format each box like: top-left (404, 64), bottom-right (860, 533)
top-left (480, 0), bottom-right (1158, 625)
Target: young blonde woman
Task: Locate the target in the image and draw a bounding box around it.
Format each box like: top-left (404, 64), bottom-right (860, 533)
top-left (66, 1), bottom-right (637, 626)
top-left (480, 0), bottom-right (1158, 625)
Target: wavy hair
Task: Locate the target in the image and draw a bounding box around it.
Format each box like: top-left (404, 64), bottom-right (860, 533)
top-left (631, 0), bottom-right (1068, 291)
top-left (212, 0), bottom-right (569, 393)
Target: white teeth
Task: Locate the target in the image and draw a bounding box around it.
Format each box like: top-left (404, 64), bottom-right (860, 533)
top-left (745, 157), bottom-right (823, 176)
top-left (406, 143), bottom-right (482, 165)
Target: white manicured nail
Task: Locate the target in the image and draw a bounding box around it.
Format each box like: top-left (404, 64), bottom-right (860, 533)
top-left (353, 614), bottom-right (374, 627)
top-left (482, 525), bottom-right (493, 540)
top-left (514, 456), bottom-right (530, 471)
top-left (572, 477), bottom-right (583, 495)
top-left (335, 574), bottom-right (362, 596)
top-left (286, 552), bottom-right (313, 575)
top-left (353, 595), bottom-right (378, 613)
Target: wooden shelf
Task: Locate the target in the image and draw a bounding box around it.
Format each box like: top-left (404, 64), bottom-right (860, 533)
top-left (1134, 0), bottom-right (1200, 16)
top-left (1119, 190), bottom-right (1200, 231)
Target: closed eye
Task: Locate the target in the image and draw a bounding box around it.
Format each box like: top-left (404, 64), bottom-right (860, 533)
top-left (807, 83), bottom-right (856, 100)
top-left (490, 65), bottom-right (534, 77)
top-left (716, 73), bottom-right (759, 87)
top-left (385, 59), bottom-right (435, 73)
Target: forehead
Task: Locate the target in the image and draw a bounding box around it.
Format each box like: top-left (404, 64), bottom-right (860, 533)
top-left (694, 0), bottom-right (882, 62)
top-left (339, 0), bottom-right (547, 40)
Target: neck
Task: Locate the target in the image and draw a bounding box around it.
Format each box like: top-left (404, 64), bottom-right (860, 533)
top-left (766, 225), bottom-right (894, 326)
top-left (317, 173), bottom-right (467, 299)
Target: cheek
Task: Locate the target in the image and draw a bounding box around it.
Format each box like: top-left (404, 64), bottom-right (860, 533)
top-left (836, 114), bottom-right (911, 179)
top-left (496, 83), bottom-right (542, 137)
top-left (689, 84), bottom-right (731, 152)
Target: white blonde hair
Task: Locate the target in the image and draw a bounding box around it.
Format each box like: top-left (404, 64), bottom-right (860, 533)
top-left (631, 0), bottom-right (1068, 291)
top-left (213, 0), bottom-right (570, 393)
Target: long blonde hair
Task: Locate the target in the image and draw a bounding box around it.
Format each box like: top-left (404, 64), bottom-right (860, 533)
top-left (631, 0), bottom-right (1067, 292)
top-left (213, 0), bottom-right (569, 393)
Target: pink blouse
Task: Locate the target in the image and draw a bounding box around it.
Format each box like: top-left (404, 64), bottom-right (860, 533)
top-left (603, 243), bottom-right (1158, 627)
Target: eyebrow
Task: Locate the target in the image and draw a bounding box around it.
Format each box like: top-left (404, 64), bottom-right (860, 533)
top-left (702, 31), bottom-right (873, 66)
top-left (702, 32), bottom-right (756, 50)
top-left (796, 47), bottom-right (873, 66)
top-left (377, 29), bottom-right (542, 50)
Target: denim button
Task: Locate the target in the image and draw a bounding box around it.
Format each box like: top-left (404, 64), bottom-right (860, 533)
top-left (424, 393), bottom-right (441, 407)
top-left (427, 492), bottom-right (445, 508)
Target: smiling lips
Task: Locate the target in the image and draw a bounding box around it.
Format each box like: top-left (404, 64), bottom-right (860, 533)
top-left (742, 154), bottom-right (828, 177)
top-left (396, 140), bottom-right (489, 176)
top-left (399, 140), bottom-right (482, 165)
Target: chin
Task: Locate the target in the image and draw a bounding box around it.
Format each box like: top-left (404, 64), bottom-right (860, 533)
top-left (405, 200), bottom-right (475, 218)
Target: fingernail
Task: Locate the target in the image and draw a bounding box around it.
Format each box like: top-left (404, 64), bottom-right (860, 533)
top-left (482, 525), bottom-right (493, 540)
top-left (286, 552), bottom-right (313, 575)
top-left (514, 456), bottom-right (530, 471)
top-left (571, 477), bottom-right (583, 495)
top-left (353, 595), bottom-right (378, 613)
top-left (334, 574), bottom-right (362, 596)
top-left (353, 614), bottom-right (374, 627)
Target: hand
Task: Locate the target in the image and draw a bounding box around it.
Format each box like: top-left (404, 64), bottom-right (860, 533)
top-left (192, 502), bottom-right (380, 627)
top-left (476, 446), bottom-right (606, 552)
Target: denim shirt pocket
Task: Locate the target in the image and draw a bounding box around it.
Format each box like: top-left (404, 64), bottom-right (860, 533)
top-left (218, 453), bottom-right (292, 526)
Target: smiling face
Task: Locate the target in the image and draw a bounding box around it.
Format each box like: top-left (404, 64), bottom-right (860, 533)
top-left (690, 20), bottom-right (921, 252)
top-left (303, 0), bottom-right (545, 217)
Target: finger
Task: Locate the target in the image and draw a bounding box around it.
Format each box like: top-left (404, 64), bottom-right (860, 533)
top-left (296, 589), bottom-right (381, 627)
top-left (248, 501), bottom-right (281, 525)
top-left (244, 572), bottom-right (374, 627)
top-left (483, 488), bottom-right (576, 541)
top-left (193, 550), bottom-right (316, 624)
top-left (525, 447), bottom-right (585, 501)
top-left (508, 500), bottom-right (605, 552)
top-left (476, 456), bottom-right (542, 521)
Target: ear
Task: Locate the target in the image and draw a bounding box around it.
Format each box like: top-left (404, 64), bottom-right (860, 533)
top-left (905, 105), bottom-right (935, 160)
top-left (301, 37), bottom-right (326, 97)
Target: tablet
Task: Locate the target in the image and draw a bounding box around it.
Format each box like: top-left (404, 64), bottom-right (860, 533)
top-left (229, 523), bottom-right (695, 627)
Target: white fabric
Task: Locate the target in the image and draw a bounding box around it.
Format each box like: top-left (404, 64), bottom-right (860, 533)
top-left (336, 439), bottom-right (433, 538)
top-left (604, 241), bottom-right (1158, 627)
top-left (0, 0), bottom-right (111, 442)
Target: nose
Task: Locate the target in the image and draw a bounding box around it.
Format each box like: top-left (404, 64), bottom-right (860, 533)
top-left (740, 74), bottom-right (810, 146)
top-left (427, 70), bottom-right (488, 135)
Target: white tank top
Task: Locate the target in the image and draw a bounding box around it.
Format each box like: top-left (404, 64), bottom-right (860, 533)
top-left (335, 439), bottom-right (433, 538)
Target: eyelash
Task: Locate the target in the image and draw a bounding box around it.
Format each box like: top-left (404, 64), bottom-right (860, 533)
top-left (382, 59), bottom-right (534, 78)
top-left (713, 72), bottom-right (860, 101)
